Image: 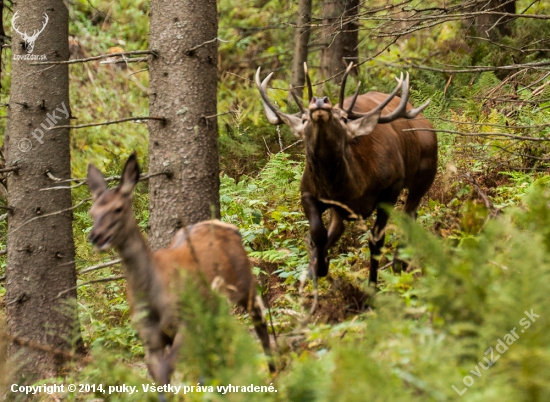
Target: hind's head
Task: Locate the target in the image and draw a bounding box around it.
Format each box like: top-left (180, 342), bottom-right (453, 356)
top-left (86, 153), bottom-right (140, 251)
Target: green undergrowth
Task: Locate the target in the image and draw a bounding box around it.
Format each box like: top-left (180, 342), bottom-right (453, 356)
top-left (58, 179), bottom-right (550, 402)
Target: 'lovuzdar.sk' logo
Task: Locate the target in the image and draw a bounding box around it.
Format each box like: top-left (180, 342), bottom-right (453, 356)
top-left (12, 11), bottom-right (49, 54)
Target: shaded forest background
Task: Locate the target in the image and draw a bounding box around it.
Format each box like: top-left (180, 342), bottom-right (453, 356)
top-left (1, 0), bottom-right (550, 400)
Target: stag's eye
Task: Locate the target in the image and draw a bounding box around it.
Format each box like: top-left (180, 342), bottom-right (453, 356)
top-left (341, 117), bottom-right (348, 123)
top-left (114, 207), bottom-right (123, 214)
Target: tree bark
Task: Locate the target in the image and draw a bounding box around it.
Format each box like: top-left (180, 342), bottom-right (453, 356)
top-left (5, 0), bottom-right (78, 381)
top-left (148, 0), bottom-right (219, 250)
top-left (475, 0), bottom-right (516, 40)
top-left (320, 0), bottom-right (359, 82)
top-left (289, 0), bottom-right (312, 102)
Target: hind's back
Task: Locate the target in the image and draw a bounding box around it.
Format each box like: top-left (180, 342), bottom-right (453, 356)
top-left (154, 220), bottom-right (255, 306)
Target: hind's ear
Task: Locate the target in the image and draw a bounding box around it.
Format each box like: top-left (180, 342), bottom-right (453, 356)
top-left (87, 164), bottom-right (107, 199)
top-left (119, 152), bottom-right (140, 195)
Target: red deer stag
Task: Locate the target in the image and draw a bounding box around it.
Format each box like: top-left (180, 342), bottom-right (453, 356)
top-left (87, 153), bottom-right (275, 387)
top-left (255, 63), bottom-right (437, 285)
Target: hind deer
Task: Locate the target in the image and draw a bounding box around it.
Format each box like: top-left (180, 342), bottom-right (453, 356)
top-left (256, 63), bottom-right (437, 285)
top-left (87, 153), bottom-right (275, 386)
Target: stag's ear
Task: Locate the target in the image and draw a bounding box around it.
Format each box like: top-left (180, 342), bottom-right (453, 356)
top-left (119, 152), bottom-right (141, 196)
top-left (346, 111), bottom-right (381, 139)
top-left (283, 114), bottom-right (306, 139)
top-left (260, 103), bottom-right (305, 139)
top-left (87, 164), bottom-right (107, 199)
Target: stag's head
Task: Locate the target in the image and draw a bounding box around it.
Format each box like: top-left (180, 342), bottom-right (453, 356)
top-left (255, 63), bottom-right (430, 145)
top-left (12, 11), bottom-right (49, 54)
top-left (87, 153), bottom-right (140, 251)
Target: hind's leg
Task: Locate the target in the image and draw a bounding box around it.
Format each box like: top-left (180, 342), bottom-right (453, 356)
top-left (249, 295), bottom-right (275, 373)
top-left (159, 331), bottom-right (184, 385)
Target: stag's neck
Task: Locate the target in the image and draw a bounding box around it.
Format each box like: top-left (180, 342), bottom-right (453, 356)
top-left (304, 132), bottom-right (363, 197)
top-left (115, 221), bottom-right (162, 306)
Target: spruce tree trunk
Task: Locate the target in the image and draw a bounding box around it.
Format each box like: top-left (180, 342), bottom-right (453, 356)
top-left (290, 0), bottom-right (312, 102)
top-left (320, 0), bottom-right (359, 82)
top-left (148, 0), bottom-right (219, 250)
top-left (5, 0), bottom-right (78, 381)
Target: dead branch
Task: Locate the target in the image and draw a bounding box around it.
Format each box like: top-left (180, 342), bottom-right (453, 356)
top-left (48, 116), bottom-right (165, 130)
top-left (225, 37), bottom-right (397, 92)
top-left (493, 145), bottom-right (550, 162)
top-left (430, 117), bottom-right (550, 130)
top-left (0, 167), bottom-right (19, 173)
top-left (1, 332), bottom-right (91, 363)
top-left (99, 56), bottom-right (150, 65)
top-left (378, 59), bottom-right (550, 74)
top-left (56, 275), bottom-right (126, 299)
top-left (185, 37), bottom-right (228, 54)
top-left (203, 110), bottom-right (235, 120)
top-left (281, 139), bottom-right (303, 153)
top-left (6, 197), bottom-right (92, 239)
top-left (30, 50), bottom-right (156, 65)
top-left (42, 170), bottom-right (171, 190)
top-left (128, 68), bottom-right (149, 76)
top-left (402, 127), bottom-right (550, 142)
top-left (359, 10), bottom-right (550, 24)
top-left (461, 172), bottom-right (497, 215)
top-left (78, 259), bottom-right (122, 275)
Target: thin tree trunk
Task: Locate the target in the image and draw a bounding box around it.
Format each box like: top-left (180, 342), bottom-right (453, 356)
top-left (6, 0), bottom-right (78, 381)
top-left (290, 0), bottom-right (312, 102)
top-left (148, 0), bottom-right (219, 250)
top-left (320, 0), bottom-right (359, 82)
top-left (476, 0), bottom-right (516, 40)
top-left (0, 1), bottom-right (5, 89)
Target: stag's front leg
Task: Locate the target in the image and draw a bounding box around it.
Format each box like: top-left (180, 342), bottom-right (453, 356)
top-left (301, 193), bottom-right (329, 277)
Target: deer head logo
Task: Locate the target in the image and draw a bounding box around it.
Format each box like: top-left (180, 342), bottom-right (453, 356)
top-left (12, 11), bottom-right (49, 54)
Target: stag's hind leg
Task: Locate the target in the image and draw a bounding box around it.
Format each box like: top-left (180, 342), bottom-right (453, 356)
top-left (325, 207), bottom-right (345, 254)
top-left (394, 170), bottom-right (436, 272)
top-left (368, 207), bottom-right (390, 285)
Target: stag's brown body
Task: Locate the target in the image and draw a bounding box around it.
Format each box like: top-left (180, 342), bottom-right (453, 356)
top-left (256, 65), bottom-right (437, 284)
top-left (301, 93), bottom-right (437, 217)
top-left (87, 155), bottom-right (273, 388)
